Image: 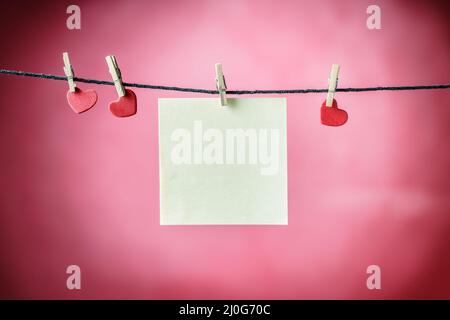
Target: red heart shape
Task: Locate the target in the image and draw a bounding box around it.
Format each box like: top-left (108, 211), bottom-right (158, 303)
top-left (109, 89), bottom-right (137, 117)
top-left (66, 88), bottom-right (98, 114)
top-left (321, 99), bottom-right (348, 126)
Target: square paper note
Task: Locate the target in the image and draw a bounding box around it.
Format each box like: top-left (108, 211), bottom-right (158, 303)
top-left (159, 98), bottom-right (287, 225)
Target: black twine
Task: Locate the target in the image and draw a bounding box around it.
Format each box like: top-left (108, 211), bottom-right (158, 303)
top-left (1, 69), bottom-right (449, 94)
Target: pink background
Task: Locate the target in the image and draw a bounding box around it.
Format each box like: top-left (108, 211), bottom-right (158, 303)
top-left (0, 0), bottom-right (449, 299)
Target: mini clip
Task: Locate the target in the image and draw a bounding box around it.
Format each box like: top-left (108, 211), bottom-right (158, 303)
top-left (326, 64), bottom-right (340, 107)
top-left (215, 63), bottom-right (227, 106)
top-left (105, 55), bottom-right (126, 97)
top-left (63, 52), bottom-right (76, 92)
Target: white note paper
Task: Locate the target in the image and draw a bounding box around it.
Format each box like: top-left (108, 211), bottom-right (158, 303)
top-left (159, 98), bottom-right (287, 225)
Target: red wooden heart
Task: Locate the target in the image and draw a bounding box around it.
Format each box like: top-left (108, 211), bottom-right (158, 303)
top-left (109, 89), bottom-right (137, 117)
top-left (321, 99), bottom-right (348, 126)
top-left (66, 88), bottom-right (98, 114)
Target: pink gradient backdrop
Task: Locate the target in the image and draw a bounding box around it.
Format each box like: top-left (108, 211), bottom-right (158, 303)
top-left (0, 0), bottom-right (449, 299)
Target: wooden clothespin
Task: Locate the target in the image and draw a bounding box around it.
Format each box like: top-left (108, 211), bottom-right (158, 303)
top-left (215, 63), bottom-right (227, 106)
top-left (105, 55), bottom-right (126, 97)
top-left (326, 64), bottom-right (340, 107)
top-left (63, 52), bottom-right (76, 92)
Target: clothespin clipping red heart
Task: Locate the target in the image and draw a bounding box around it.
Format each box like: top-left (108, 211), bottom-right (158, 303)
top-left (321, 64), bottom-right (348, 127)
top-left (106, 55), bottom-right (137, 118)
top-left (63, 52), bottom-right (98, 114)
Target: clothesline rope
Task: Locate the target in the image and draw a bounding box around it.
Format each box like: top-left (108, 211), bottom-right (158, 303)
top-left (1, 69), bottom-right (450, 94)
